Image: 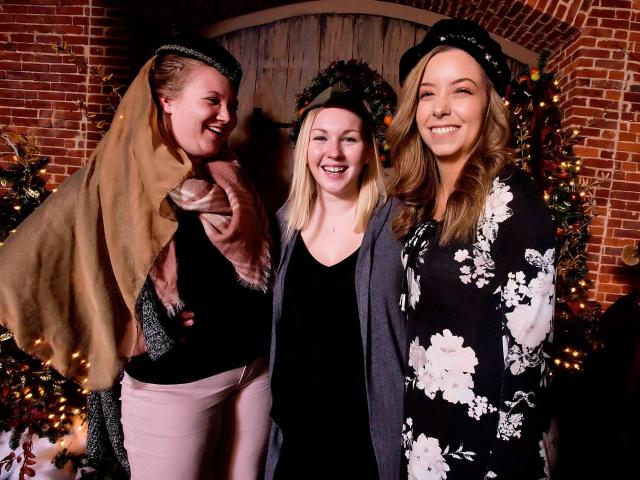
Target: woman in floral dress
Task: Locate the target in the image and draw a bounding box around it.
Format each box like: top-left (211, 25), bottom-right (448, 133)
top-left (388, 19), bottom-right (556, 479)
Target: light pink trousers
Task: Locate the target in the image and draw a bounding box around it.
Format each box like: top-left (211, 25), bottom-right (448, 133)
top-left (120, 356), bottom-right (271, 480)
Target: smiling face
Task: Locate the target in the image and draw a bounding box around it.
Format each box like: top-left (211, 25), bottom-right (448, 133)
top-left (159, 63), bottom-right (238, 162)
top-left (415, 48), bottom-right (489, 165)
top-left (307, 107), bottom-right (369, 200)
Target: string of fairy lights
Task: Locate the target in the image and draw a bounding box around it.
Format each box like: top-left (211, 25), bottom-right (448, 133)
top-left (0, 329), bottom-right (90, 472)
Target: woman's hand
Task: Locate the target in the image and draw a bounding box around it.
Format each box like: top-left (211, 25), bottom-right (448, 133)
top-left (132, 310), bottom-right (196, 356)
top-left (178, 310), bottom-right (195, 327)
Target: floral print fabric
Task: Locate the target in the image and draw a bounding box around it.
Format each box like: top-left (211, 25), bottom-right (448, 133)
top-left (401, 170), bottom-right (556, 480)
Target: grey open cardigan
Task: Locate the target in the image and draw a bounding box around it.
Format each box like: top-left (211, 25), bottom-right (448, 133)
top-left (265, 198), bottom-right (407, 480)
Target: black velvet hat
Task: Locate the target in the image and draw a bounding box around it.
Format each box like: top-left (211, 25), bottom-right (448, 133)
top-left (156, 34), bottom-right (242, 91)
top-left (399, 19), bottom-right (510, 96)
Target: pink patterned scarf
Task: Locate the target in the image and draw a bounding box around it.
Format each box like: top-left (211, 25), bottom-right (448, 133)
top-left (148, 159), bottom-right (271, 316)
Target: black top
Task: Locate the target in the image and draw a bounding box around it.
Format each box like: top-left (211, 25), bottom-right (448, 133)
top-left (400, 169), bottom-right (556, 479)
top-left (271, 236), bottom-right (378, 479)
top-left (126, 211), bottom-right (271, 384)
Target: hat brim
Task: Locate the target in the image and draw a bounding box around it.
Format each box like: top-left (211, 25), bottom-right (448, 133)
top-left (398, 39), bottom-right (509, 97)
top-left (399, 42), bottom-right (430, 86)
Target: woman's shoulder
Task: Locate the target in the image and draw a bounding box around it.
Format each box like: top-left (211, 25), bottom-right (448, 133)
top-left (274, 204), bottom-right (299, 249)
top-left (365, 197), bottom-right (403, 248)
top-left (367, 197), bottom-right (396, 231)
top-left (492, 166), bottom-right (546, 214)
top-left (494, 166), bottom-right (554, 235)
top-left (496, 165), bottom-right (544, 201)
top-left (275, 205), bottom-right (288, 228)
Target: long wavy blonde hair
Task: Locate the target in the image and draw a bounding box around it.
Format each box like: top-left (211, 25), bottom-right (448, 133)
top-left (388, 46), bottom-right (512, 244)
top-left (285, 107), bottom-right (386, 238)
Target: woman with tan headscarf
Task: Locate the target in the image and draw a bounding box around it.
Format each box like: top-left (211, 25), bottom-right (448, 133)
top-left (0, 35), bottom-right (272, 479)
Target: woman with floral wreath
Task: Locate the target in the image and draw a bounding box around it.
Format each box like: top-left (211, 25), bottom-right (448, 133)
top-left (389, 19), bottom-right (556, 479)
top-left (264, 78), bottom-right (405, 479)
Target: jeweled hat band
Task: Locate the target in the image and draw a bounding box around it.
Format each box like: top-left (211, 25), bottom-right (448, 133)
top-left (399, 19), bottom-right (511, 97)
top-left (155, 35), bottom-right (242, 91)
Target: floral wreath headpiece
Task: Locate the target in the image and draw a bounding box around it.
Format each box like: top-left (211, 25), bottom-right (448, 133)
top-left (290, 60), bottom-right (397, 166)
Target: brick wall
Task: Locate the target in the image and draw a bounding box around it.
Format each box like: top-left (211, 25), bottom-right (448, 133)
top-left (546, 0), bottom-right (640, 306)
top-left (0, 0), bottom-right (135, 188)
top-left (1, 0), bottom-right (639, 306)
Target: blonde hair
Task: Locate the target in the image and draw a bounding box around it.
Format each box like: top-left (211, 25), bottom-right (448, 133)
top-left (285, 107), bottom-right (386, 237)
top-left (388, 46), bottom-right (512, 244)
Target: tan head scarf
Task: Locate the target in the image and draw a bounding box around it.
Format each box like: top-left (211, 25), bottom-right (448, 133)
top-left (0, 58), bottom-right (193, 389)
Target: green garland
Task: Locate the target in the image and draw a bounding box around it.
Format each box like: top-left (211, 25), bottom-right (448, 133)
top-left (290, 60), bottom-right (397, 166)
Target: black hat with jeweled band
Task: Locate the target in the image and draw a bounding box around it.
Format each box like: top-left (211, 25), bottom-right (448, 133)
top-left (155, 34), bottom-right (242, 91)
top-left (398, 18), bottom-right (511, 96)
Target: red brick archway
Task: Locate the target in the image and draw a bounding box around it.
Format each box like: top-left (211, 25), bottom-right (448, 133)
top-left (386, 0), bottom-right (588, 51)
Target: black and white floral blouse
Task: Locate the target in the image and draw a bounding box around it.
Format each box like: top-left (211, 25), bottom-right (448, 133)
top-left (400, 168), bottom-right (556, 480)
